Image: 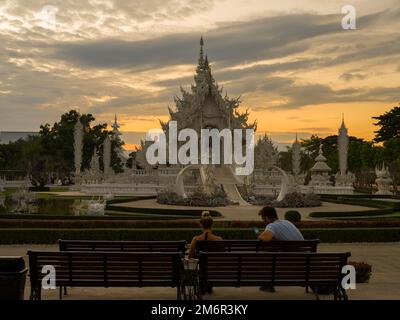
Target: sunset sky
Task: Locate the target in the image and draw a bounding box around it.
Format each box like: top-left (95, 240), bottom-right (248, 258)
top-left (0, 0), bottom-right (399, 150)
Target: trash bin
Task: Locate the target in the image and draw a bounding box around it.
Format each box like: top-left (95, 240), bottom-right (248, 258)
top-left (0, 257), bottom-right (28, 300)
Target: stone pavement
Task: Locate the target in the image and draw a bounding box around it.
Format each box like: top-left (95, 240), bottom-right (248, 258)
top-left (1, 242), bottom-right (399, 300)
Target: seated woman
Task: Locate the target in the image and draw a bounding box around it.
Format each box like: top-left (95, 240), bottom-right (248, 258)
top-left (188, 211), bottom-right (222, 259)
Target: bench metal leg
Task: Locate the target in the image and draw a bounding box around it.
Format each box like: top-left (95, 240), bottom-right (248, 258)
top-left (340, 288), bottom-right (348, 300)
top-left (313, 287), bottom-right (320, 300)
top-left (64, 286), bottom-right (67, 295)
top-left (30, 286), bottom-right (41, 300)
top-left (59, 287), bottom-right (63, 300)
top-left (177, 287), bottom-right (180, 300)
top-left (333, 288), bottom-right (339, 300)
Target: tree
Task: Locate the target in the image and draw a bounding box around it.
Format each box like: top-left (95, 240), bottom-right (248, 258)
top-left (0, 110), bottom-right (125, 186)
top-left (373, 105), bottom-right (400, 143)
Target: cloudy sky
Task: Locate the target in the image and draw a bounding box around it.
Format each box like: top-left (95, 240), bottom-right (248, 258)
top-left (0, 0), bottom-right (399, 150)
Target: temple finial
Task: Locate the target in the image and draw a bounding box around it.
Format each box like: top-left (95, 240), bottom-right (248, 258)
top-left (340, 113), bottom-right (346, 129)
top-left (200, 36), bottom-right (204, 59)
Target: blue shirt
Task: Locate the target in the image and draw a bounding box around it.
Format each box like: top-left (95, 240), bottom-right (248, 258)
top-left (265, 220), bottom-right (304, 241)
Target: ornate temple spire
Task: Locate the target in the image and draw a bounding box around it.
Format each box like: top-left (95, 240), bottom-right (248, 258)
top-left (198, 36), bottom-right (205, 69)
top-left (112, 114), bottom-right (121, 139)
top-left (340, 113), bottom-right (346, 129)
top-left (338, 114), bottom-right (349, 175)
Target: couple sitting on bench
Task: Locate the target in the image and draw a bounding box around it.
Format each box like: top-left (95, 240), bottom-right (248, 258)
top-left (188, 206), bottom-right (304, 294)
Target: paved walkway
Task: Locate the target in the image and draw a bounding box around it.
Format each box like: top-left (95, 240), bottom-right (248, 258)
top-left (1, 242), bottom-right (399, 300)
top-left (115, 199), bottom-right (374, 221)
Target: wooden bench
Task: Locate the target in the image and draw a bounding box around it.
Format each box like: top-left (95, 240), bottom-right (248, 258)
top-left (198, 252), bottom-right (350, 300)
top-left (195, 239), bottom-right (320, 256)
top-left (59, 240), bottom-right (187, 254)
top-left (27, 251), bottom-right (184, 300)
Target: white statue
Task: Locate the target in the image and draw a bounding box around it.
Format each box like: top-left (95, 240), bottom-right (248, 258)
top-left (335, 116), bottom-right (355, 192)
top-left (87, 199), bottom-right (106, 215)
top-left (74, 119), bottom-right (83, 175)
top-left (11, 185), bottom-right (36, 213)
top-left (375, 163), bottom-right (393, 195)
top-left (103, 135), bottom-right (112, 177)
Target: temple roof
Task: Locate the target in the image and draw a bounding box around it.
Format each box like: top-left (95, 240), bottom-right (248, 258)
top-left (160, 37), bottom-right (256, 132)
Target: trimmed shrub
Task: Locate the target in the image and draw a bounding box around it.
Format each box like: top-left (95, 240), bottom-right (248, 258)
top-left (0, 227), bottom-right (399, 244)
top-left (29, 186), bottom-right (50, 192)
top-left (246, 194), bottom-right (275, 206)
top-left (1, 217), bottom-right (400, 229)
top-left (284, 210), bottom-right (301, 222)
top-left (156, 188), bottom-right (229, 207)
top-left (348, 261), bottom-right (372, 283)
top-left (274, 192), bottom-right (321, 208)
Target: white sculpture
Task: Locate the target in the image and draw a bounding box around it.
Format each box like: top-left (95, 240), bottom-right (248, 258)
top-left (74, 119), bottom-right (83, 176)
top-left (103, 135), bottom-right (112, 177)
top-left (335, 116), bottom-right (355, 193)
top-left (11, 184), bottom-right (36, 213)
top-left (87, 200), bottom-right (106, 215)
top-left (375, 163), bottom-right (393, 195)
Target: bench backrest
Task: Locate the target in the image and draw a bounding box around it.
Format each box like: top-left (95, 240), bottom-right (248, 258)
top-left (199, 252), bottom-right (350, 287)
top-left (59, 240), bottom-right (187, 255)
top-left (195, 240), bottom-right (320, 256)
top-left (28, 251), bottom-right (183, 287)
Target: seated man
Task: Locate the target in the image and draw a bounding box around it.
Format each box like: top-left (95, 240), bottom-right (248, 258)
top-left (256, 206), bottom-right (304, 293)
top-left (258, 206), bottom-right (304, 242)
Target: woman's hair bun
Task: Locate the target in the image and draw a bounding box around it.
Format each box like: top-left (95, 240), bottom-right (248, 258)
top-left (201, 211), bottom-right (211, 218)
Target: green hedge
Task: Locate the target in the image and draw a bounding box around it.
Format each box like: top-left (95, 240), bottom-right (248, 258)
top-left (321, 194), bottom-right (400, 200)
top-left (309, 209), bottom-right (395, 218)
top-left (1, 219), bottom-right (400, 229)
top-left (0, 227), bottom-right (398, 244)
top-left (0, 213), bottom-right (191, 220)
top-left (106, 205), bottom-right (222, 217)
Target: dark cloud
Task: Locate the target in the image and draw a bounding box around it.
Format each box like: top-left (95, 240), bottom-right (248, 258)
top-left (49, 13), bottom-right (344, 69)
top-left (339, 72), bottom-right (368, 81)
top-left (1, 1), bottom-right (400, 136)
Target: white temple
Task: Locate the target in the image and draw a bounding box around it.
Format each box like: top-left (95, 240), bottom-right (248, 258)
top-left (73, 38), bottom-right (359, 198)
